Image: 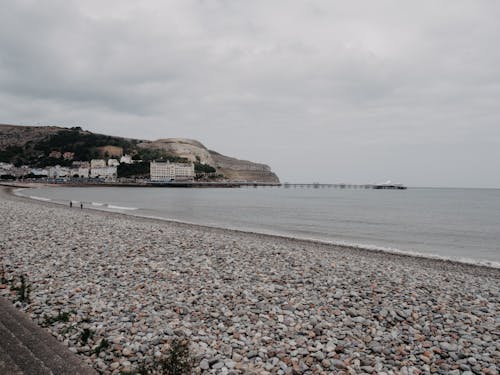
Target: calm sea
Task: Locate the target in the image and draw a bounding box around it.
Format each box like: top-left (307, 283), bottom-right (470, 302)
top-left (17, 186), bottom-right (500, 266)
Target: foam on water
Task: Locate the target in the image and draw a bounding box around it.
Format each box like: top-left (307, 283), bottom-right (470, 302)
top-left (106, 204), bottom-right (138, 211)
top-left (29, 196), bottom-right (51, 201)
top-left (13, 188), bottom-right (26, 196)
top-left (277, 235), bottom-right (500, 269)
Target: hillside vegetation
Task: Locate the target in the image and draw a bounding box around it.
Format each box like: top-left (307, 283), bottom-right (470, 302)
top-left (1, 127), bottom-right (186, 167)
top-left (0, 124), bottom-right (280, 182)
top-left (1, 126), bottom-right (133, 166)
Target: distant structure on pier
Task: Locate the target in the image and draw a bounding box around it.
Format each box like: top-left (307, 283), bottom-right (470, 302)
top-left (372, 180), bottom-right (407, 190)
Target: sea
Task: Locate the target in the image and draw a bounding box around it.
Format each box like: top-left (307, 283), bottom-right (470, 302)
top-left (16, 186), bottom-right (500, 267)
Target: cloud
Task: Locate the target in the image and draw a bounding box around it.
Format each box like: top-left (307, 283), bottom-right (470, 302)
top-left (1, 0), bottom-right (500, 186)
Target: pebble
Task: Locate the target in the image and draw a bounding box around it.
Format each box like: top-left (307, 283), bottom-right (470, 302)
top-left (0, 192), bottom-right (499, 374)
top-left (199, 359), bottom-right (209, 370)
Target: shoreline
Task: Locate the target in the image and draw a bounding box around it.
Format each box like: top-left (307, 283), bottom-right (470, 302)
top-left (0, 180), bottom-right (281, 188)
top-left (1, 185), bottom-right (499, 374)
top-left (9, 184), bottom-right (500, 271)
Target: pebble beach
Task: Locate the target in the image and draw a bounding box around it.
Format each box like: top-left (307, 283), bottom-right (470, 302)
top-left (0, 187), bottom-right (499, 375)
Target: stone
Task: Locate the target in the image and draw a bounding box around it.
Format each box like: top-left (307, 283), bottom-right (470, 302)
top-left (200, 359), bottom-right (209, 370)
top-left (0, 192), bottom-right (498, 375)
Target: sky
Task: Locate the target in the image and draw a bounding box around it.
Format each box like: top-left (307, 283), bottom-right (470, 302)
top-left (1, 1), bottom-right (499, 187)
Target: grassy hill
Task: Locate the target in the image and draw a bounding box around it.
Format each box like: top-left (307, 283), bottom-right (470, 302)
top-left (0, 125), bottom-right (181, 167)
top-left (0, 124), bottom-right (280, 183)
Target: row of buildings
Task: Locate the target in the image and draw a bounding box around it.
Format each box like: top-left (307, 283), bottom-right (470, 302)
top-left (0, 159), bottom-right (121, 180)
top-left (1, 159), bottom-right (197, 182)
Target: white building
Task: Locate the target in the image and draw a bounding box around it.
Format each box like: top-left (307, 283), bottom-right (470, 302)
top-left (47, 166), bottom-right (70, 178)
top-left (0, 162), bottom-right (14, 170)
top-left (76, 167), bottom-right (90, 178)
top-left (0, 163), bottom-right (15, 176)
top-left (30, 168), bottom-right (48, 177)
top-left (120, 155), bottom-right (133, 164)
top-left (90, 159), bottom-right (106, 169)
top-left (12, 166), bottom-right (31, 178)
top-left (90, 166), bottom-right (117, 179)
top-left (150, 161), bottom-right (195, 182)
top-left (72, 161), bottom-right (90, 168)
top-left (108, 158), bottom-right (120, 167)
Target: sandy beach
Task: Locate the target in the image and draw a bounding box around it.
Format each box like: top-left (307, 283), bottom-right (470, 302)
top-left (0, 186), bottom-right (498, 374)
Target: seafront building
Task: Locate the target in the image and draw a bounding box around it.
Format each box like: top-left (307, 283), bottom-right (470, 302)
top-left (47, 166), bottom-right (70, 178)
top-left (76, 167), bottom-right (90, 178)
top-left (72, 161), bottom-right (90, 168)
top-left (0, 162), bottom-right (14, 170)
top-left (150, 161), bottom-right (195, 182)
top-left (30, 168), bottom-right (48, 177)
top-left (0, 162), bottom-right (14, 176)
top-left (120, 155), bottom-right (133, 164)
top-left (108, 158), bottom-right (120, 167)
top-left (90, 166), bottom-right (117, 180)
top-left (90, 159), bottom-right (107, 169)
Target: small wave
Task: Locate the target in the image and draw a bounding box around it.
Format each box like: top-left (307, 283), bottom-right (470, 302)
top-left (238, 230), bottom-right (500, 269)
top-left (92, 202), bottom-right (104, 206)
top-left (29, 196), bottom-right (51, 201)
top-left (13, 188), bottom-right (26, 196)
top-left (125, 213), bottom-right (500, 269)
top-left (321, 240), bottom-right (500, 269)
top-left (107, 204), bottom-right (138, 211)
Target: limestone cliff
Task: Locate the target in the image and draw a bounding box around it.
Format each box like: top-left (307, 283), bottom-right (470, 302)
top-left (138, 138), bottom-right (213, 164)
top-left (139, 138), bottom-right (280, 183)
top-left (209, 151), bottom-right (280, 183)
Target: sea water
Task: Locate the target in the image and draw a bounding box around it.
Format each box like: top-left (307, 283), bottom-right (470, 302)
top-left (18, 186), bottom-right (500, 266)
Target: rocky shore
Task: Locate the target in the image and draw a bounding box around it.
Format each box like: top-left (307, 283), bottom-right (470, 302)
top-left (0, 188), bottom-right (498, 374)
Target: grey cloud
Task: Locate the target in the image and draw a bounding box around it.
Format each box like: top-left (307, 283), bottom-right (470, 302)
top-left (1, 0), bottom-right (500, 186)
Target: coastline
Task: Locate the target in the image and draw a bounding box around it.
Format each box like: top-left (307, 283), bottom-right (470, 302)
top-left (8, 183), bottom-right (500, 271)
top-left (1, 185), bottom-right (499, 374)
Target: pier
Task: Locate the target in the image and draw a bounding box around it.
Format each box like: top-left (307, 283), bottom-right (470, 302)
top-left (281, 183), bottom-right (406, 189)
top-left (282, 183), bottom-right (373, 189)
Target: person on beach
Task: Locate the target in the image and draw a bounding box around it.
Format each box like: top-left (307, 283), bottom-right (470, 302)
top-left (69, 201), bottom-right (72, 208)
top-left (80, 202), bottom-right (83, 209)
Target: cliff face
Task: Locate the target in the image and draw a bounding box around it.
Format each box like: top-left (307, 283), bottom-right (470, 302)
top-left (138, 138), bottom-right (213, 164)
top-left (139, 138), bottom-right (280, 183)
top-left (209, 151), bottom-right (280, 183)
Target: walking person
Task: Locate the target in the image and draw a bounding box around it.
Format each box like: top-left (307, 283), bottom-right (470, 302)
top-left (69, 201), bottom-right (72, 208)
top-left (80, 202), bottom-right (83, 210)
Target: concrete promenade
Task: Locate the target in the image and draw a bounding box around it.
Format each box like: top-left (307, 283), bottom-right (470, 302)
top-left (0, 297), bottom-right (96, 375)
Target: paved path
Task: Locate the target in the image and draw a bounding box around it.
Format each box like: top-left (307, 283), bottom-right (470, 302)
top-left (0, 297), bottom-right (97, 375)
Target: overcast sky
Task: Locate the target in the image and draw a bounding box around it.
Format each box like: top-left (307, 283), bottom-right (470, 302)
top-left (1, 1), bottom-right (499, 187)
